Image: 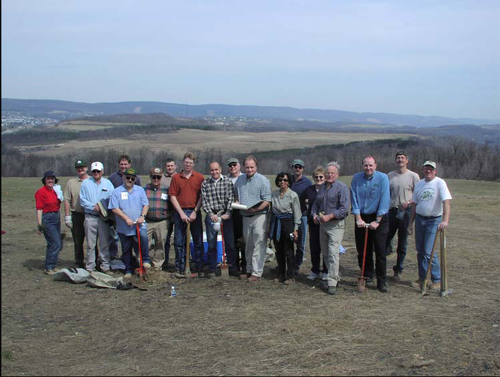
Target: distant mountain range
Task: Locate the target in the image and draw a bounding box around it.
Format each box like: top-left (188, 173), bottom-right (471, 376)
top-left (2, 98), bottom-right (498, 128)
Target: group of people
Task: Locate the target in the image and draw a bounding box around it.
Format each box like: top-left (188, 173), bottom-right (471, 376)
top-left (35, 150), bottom-right (452, 295)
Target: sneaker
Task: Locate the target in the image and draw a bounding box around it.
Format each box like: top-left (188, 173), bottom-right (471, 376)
top-left (393, 271), bottom-right (401, 281)
top-left (44, 269), bottom-right (58, 276)
top-left (366, 278), bottom-right (375, 287)
top-left (327, 286), bottom-right (337, 295)
top-left (284, 279), bottom-right (295, 285)
top-left (124, 273), bottom-right (132, 278)
top-left (173, 272), bottom-right (186, 279)
top-left (320, 273), bottom-right (329, 281)
top-left (307, 272), bottom-right (319, 281)
top-left (143, 262), bottom-right (151, 269)
top-left (378, 283), bottom-right (389, 293)
top-left (248, 275), bottom-right (261, 282)
top-left (206, 272), bottom-right (216, 279)
top-left (429, 282), bottom-right (440, 291)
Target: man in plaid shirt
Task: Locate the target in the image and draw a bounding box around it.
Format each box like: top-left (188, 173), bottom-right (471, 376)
top-left (201, 162), bottom-right (237, 277)
top-left (144, 167), bottom-right (169, 270)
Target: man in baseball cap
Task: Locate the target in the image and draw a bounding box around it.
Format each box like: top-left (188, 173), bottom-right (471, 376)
top-left (64, 159), bottom-right (90, 268)
top-left (290, 158), bottom-right (311, 276)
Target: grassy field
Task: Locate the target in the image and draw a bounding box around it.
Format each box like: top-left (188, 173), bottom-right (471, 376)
top-left (1, 176), bottom-right (499, 376)
top-left (17, 129), bottom-right (419, 157)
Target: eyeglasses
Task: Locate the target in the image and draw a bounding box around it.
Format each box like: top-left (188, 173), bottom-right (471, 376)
top-left (293, 165), bottom-right (304, 169)
top-left (151, 175), bottom-right (162, 180)
top-left (228, 163), bottom-right (237, 168)
top-left (125, 176), bottom-right (136, 181)
top-left (278, 179), bottom-right (289, 182)
top-left (314, 176), bottom-right (324, 180)
top-left (91, 170), bottom-right (101, 174)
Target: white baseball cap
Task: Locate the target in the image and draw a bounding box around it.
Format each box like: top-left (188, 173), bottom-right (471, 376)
top-left (91, 161), bottom-right (104, 172)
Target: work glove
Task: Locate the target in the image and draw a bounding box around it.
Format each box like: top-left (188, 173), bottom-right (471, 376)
top-left (65, 216), bottom-right (73, 229)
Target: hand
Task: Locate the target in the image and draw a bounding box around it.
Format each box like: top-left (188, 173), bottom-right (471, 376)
top-left (438, 221), bottom-right (448, 231)
top-left (246, 207), bottom-right (257, 214)
top-left (36, 224), bottom-right (44, 235)
top-left (125, 218), bottom-right (135, 227)
top-left (65, 216), bottom-right (73, 229)
top-left (313, 215), bottom-right (320, 225)
top-left (221, 214), bottom-right (230, 221)
top-left (189, 211), bottom-right (197, 222)
top-left (180, 212), bottom-right (190, 223)
top-left (368, 221), bottom-right (379, 230)
top-left (356, 220), bottom-right (366, 228)
top-left (319, 213), bottom-right (332, 224)
top-left (93, 204), bottom-right (100, 212)
top-left (136, 216), bottom-right (145, 225)
top-left (292, 231), bottom-right (298, 243)
top-left (210, 214), bottom-right (219, 222)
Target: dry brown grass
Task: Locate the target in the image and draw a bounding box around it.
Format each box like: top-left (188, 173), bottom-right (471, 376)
top-left (1, 177), bottom-right (499, 376)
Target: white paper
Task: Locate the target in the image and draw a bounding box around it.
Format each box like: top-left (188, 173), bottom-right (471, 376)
top-left (231, 203), bottom-right (248, 210)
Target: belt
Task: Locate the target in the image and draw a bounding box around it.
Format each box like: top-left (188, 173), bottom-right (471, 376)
top-left (182, 207), bottom-right (195, 210)
top-left (147, 218), bottom-right (167, 222)
top-left (417, 214), bottom-right (441, 219)
top-left (86, 213), bottom-right (100, 217)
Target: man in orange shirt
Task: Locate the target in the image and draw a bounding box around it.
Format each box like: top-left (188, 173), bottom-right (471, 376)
top-left (169, 152), bottom-right (205, 278)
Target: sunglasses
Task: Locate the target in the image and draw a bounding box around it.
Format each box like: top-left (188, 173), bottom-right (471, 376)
top-left (314, 176), bottom-right (324, 180)
top-left (278, 179), bottom-right (289, 182)
top-left (293, 165), bottom-right (304, 169)
top-left (125, 176), bottom-right (136, 181)
top-left (91, 170), bottom-right (101, 174)
top-left (151, 175), bottom-right (162, 180)
top-left (228, 163), bottom-right (237, 168)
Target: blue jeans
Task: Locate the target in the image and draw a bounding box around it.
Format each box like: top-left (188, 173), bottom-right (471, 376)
top-left (294, 215), bottom-right (308, 269)
top-left (42, 212), bottom-right (63, 270)
top-left (415, 215), bottom-right (441, 283)
top-left (118, 225), bottom-right (150, 274)
top-left (173, 210), bottom-right (203, 273)
top-left (386, 207), bottom-right (411, 273)
top-left (205, 216), bottom-right (236, 273)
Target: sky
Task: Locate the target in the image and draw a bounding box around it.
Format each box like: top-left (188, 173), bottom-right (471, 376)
top-left (2, 0), bottom-right (500, 120)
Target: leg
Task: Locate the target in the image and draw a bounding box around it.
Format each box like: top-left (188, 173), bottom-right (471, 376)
top-left (173, 211), bottom-right (187, 273)
top-left (294, 215), bottom-right (308, 271)
top-left (42, 212), bottom-right (62, 271)
top-left (394, 208), bottom-right (411, 273)
top-left (163, 213), bottom-right (174, 269)
top-left (205, 216), bottom-right (218, 273)
top-left (118, 233), bottom-right (134, 274)
top-left (222, 218), bottom-right (237, 271)
top-left (97, 219), bottom-right (111, 271)
top-left (373, 215), bottom-right (389, 287)
top-left (71, 212), bottom-right (86, 268)
top-left (309, 221), bottom-right (321, 275)
top-left (252, 214), bottom-right (268, 277)
top-left (84, 215), bottom-right (98, 271)
top-left (188, 210), bottom-right (204, 273)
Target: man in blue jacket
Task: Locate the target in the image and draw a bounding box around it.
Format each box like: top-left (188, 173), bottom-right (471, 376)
top-left (350, 156), bottom-right (390, 293)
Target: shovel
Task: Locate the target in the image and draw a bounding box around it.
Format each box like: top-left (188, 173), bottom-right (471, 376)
top-left (439, 229), bottom-right (452, 297)
top-left (357, 224), bottom-right (369, 293)
top-left (185, 221), bottom-right (191, 279)
top-left (220, 221), bottom-right (229, 279)
top-left (135, 223), bottom-right (147, 280)
top-left (421, 229), bottom-right (441, 296)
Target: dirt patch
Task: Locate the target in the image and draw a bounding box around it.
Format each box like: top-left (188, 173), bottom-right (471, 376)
top-left (1, 177), bottom-right (499, 376)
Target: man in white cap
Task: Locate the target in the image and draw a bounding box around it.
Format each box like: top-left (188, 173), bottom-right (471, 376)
top-left (227, 157), bottom-right (245, 273)
top-left (63, 159), bottom-right (89, 268)
top-left (79, 161), bottom-right (115, 273)
top-left (409, 160), bottom-right (452, 291)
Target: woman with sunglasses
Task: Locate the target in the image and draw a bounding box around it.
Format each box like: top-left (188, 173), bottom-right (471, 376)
top-left (303, 166), bottom-right (329, 281)
top-left (269, 172), bottom-right (301, 284)
top-left (35, 171), bottom-right (64, 275)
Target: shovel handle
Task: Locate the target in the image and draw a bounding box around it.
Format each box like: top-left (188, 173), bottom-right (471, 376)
top-left (360, 225), bottom-right (369, 277)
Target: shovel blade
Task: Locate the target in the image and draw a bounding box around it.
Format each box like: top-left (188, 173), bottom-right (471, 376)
top-left (357, 277), bottom-right (366, 293)
top-left (220, 264), bottom-right (229, 279)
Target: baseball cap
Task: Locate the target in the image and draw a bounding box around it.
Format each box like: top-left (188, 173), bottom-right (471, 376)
top-left (422, 161), bottom-right (437, 169)
top-left (75, 159), bottom-right (86, 168)
top-left (150, 167), bottom-right (163, 175)
top-left (124, 167), bottom-right (137, 176)
top-left (90, 162), bottom-right (104, 172)
top-left (227, 158), bottom-right (239, 166)
top-left (292, 159), bottom-right (305, 167)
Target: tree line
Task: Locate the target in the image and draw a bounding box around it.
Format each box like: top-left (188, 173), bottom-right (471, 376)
top-left (1, 136), bottom-right (499, 181)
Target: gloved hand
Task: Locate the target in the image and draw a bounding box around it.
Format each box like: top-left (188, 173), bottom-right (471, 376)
top-left (65, 216), bottom-right (73, 229)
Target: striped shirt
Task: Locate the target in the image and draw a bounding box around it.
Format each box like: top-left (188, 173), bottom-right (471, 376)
top-left (144, 183), bottom-right (169, 221)
top-left (201, 176), bottom-right (234, 216)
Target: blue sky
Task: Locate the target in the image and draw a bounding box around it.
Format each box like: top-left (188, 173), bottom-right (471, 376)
top-left (2, 0), bottom-right (499, 119)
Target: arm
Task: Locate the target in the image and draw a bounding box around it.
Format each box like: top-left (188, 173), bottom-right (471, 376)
top-left (189, 196), bottom-right (202, 222)
top-left (438, 200), bottom-right (451, 230)
top-left (136, 205), bottom-right (149, 226)
top-left (36, 209), bottom-right (44, 235)
top-left (169, 196), bottom-right (189, 223)
top-left (64, 201), bottom-right (73, 229)
top-left (221, 180), bottom-right (235, 220)
top-left (112, 208), bottom-right (135, 227)
top-left (247, 200), bottom-right (270, 214)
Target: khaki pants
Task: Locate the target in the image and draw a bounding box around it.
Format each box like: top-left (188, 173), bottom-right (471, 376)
top-left (242, 214), bottom-right (268, 277)
top-left (147, 219), bottom-right (169, 269)
top-left (319, 219), bottom-right (345, 287)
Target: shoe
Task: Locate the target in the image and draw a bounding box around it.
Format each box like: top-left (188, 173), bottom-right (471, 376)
top-left (240, 273), bottom-right (250, 281)
top-left (378, 283), bottom-right (389, 293)
top-left (189, 272), bottom-right (199, 278)
top-left (393, 271), bottom-right (401, 281)
top-left (174, 272), bottom-right (186, 279)
top-left (429, 282), bottom-right (440, 291)
top-left (124, 273), bottom-right (132, 278)
top-left (206, 272), bottom-right (216, 279)
top-left (248, 275), bottom-right (261, 282)
top-left (307, 272), bottom-right (319, 280)
top-left (320, 273), bottom-right (329, 281)
top-left (327, 286), bottom-right (337, 295)
top-left (366, 278), bottom-right (375, 287)
top-left (103, 270), bottom-right (114, 276)
top-left (284, 279), bottom-right (295, 285)
top-left (143, 262), bottom-right (151, 269)
top-left (411, 280), bottom-right (424, 290)
top-left (229, 270), bottom-right (241, 277)
top-left (44, 269), bottom-right (58, 275)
